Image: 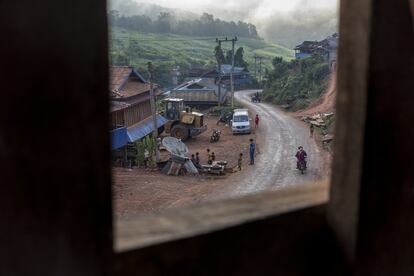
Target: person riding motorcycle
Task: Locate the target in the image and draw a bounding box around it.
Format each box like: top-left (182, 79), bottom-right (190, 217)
top-left (295, 146), bottom-right (308, 170)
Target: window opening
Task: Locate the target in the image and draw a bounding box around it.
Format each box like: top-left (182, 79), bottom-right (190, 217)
top-left (108, 0), bottom-right (339, 250)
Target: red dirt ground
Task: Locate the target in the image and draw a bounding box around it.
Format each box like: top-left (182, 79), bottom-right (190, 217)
top-left (113, 114), bottom-right (261, 219)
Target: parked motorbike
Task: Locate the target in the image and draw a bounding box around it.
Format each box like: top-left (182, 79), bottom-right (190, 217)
top-left (216, 112), bottom-right (233, 125)
top-left (210, 129), bottom-right (221, 143)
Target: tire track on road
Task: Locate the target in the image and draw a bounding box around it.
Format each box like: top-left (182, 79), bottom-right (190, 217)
top-left (225, 90), bottom-right (328, 196)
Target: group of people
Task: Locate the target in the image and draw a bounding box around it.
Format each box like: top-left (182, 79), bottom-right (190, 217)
top-left (189, 138), bottom-right (257, 172)
top-left (188, 111), bottom-right (308, 172)
top-left (189, 149), bottom-right (216, 169)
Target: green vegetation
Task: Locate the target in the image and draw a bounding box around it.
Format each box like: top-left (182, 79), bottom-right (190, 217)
top-left (109, 11), bottom-right (259, 38)
top-left (214, 45), bottom-right (248, 69)
top-left (135, 136), bottom-right (157, 166)
top-left (263, 55), bottom-right (330, 111)
top-left (109, 28), bottom-right (294, 88)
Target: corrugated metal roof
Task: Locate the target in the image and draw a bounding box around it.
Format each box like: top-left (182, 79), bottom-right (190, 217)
top-left (170, 90), bottom-right (218, 103)
top-left (127, 115), bottom-right (168, 142)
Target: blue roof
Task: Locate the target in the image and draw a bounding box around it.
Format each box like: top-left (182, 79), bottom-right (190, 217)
top-left (127, 115), bottom-right (169, 142)
top-left (110, 127), bottom-right (127, 150)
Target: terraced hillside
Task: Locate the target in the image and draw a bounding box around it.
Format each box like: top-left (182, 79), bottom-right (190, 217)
top-left (109, 28), bottom-right (294, 87)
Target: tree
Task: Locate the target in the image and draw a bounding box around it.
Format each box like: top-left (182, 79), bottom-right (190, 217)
top-left (214, 45), bottom-right (225, 64)
top-left (200, 13), bottom-right (215, 35)
top-left (108, 10), bottom-right (120, 25)
top-left (234, 47), bottom-right (248, 69)
top-left (248, 23), bottom-right (258, 38)
top-left (156, 12), bottom-right (173, 33)
top-left (225, 50), bottom-right (233, 64)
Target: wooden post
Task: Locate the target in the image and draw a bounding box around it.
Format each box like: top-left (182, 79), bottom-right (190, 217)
top-left (148, 62), bottom-right (160, 164)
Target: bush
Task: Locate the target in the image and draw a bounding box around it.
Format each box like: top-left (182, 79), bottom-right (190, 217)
top-left (263, 54), bottom-right (330, 111)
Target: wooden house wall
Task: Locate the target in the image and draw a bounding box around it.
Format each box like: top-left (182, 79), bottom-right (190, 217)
top-left (123, 100), bottom-right (152, 127)
top-left (111, 110), bottom-right (125, 129)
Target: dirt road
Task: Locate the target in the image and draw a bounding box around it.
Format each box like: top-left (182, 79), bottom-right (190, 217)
top-left (212, 90), bottom-right (328, 197)
top-left (113, 90), bottom-right (330, 218)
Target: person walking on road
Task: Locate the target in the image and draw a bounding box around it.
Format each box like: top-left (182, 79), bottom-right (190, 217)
top-left (309, 124), bottom-right (314, 138)
top-left (249, 139), bottom-right (256, 165)
top-left (255, 114), bottom-right (260, 128)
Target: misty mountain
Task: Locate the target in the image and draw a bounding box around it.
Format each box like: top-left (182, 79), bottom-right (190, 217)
top-left (259, 9), bottom-right (338, 48)
top-left (109, 0), bottom-right (199, 20)
top-left (109, 0), bottom-right (338, 48)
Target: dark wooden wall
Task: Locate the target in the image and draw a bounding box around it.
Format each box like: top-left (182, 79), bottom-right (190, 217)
top-left (0, 1), bottom-right (113, 275)
top-left (123, 101), bottom-right (152, 127)
top-left (1, 0), bottom-right (414, 275)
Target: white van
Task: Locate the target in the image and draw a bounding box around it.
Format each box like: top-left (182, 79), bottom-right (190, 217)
top-left (231, 109), bottom-right (251, 134)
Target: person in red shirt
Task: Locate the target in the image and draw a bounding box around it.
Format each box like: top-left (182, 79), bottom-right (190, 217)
top-left (255, 114), bottom-right (259, 128)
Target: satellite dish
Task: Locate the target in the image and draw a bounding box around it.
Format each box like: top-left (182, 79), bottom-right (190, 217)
top-left (162, 137), bottom-right (188, 157)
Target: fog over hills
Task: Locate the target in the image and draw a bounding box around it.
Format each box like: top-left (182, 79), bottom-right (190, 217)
top-left (109, 0), bottom-right (339, 48)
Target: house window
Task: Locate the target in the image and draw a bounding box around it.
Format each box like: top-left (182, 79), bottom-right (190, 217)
top-left (108, 0), bottom-right (340, 251)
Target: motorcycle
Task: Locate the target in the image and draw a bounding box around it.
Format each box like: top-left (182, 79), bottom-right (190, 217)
top-left (297, 159), bottom-right (307, 174)
top-left (251, 95), bottom-right (261, 103)
top-left (216, 112), bottom-right (233, 125)
top-left (210, 129), bottom-right (221, 143)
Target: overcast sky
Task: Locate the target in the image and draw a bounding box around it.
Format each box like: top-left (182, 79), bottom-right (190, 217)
top-left (112, 0), bottom-right (339, 47)
top-left (143, 0), bottom-right (338, 22)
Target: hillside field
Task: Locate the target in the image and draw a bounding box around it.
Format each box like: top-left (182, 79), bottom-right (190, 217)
top-left (109, 28), bottom-right (294, 86)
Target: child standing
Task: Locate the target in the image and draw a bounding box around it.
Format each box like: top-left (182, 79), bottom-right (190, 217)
top-left (238, 153), bottom-right (243, 171)
top-left (255, 114), bottom-right (260, 128)
top-left (207, 148), bottom-right (212, 165)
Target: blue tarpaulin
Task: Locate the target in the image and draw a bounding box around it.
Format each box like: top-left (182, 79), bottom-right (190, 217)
top-left (110, 127), bottom-right (127, 150)
top-left (127, 115), bottom-right (168, 142)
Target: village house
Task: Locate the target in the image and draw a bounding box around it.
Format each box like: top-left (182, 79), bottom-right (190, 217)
top-left (170, 78), bottom-right (226, 106)
top-left (109, 66), bottom-right (167, 151)
top-left (294, 33), bottom-right (338, 69)
top-left (173, 64), bottom-right (252, 106)
top-left (187, 64), bottom-right (253, 89)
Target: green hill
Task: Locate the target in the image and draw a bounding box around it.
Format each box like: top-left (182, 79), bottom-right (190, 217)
top-left (109, 27), bottom-right (294, 87)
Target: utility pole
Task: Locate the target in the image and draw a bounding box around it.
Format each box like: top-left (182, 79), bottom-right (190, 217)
top-left (217, 39), bottom-right (222, 107)
top-left (254, 55), bottom-right (264, 88)
top-left (259, 57), bottom-right (263, 87)
top-left (147, 62), bottom-right (160, 163)
top-left (254, 54), bottom-right (257, 79)
top-left (230, 37), bottom-right (237, 108)
top-left (216, 36), bottom-right (237, 107)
